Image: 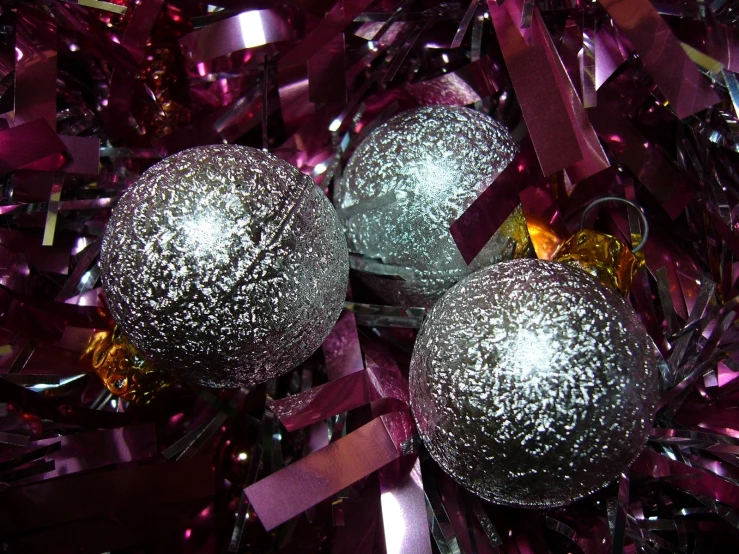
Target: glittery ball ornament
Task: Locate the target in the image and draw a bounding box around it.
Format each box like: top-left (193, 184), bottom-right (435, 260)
top-left (334, 106), bottom-right (518, 307)
top-left (410, 258), bottom-right (661, 507)
top-left (100, 145), bottom-right (349, 388)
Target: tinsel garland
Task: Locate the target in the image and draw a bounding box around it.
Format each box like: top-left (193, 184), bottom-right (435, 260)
top-left (1, 0), bottom-right (739, 553)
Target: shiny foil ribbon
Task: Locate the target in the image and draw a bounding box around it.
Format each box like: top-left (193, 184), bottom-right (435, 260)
top-left (180, 10), bottom-right (295, 64)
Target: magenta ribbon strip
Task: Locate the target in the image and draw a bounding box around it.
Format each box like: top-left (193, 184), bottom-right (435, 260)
top-left (0, 228), bottom-right (69, 276)
top-left (0, 284), bottom-right (111, 331)
top-left (272, 310), bottom-right (367, 430)
top-left (279, 0), bottom-right (375, 72)
top-left (59, 135), bottom-right (100, 177)
top-left (13, 6), bottom-right (58, 207)
top-left (48, 2), bottom-right (137, 76)
top-left (608, 206), bottom-right (700, 320)
top-left (180, 10), bottom-right (295, 64)
top-left (379, 458), bottom-right (432, 554)
top-left (362, 335), bottom-right (410, 406)
top-left (595, 23), bottom-right (629, 89)
top-left (0, 119), bottom-right (66, 175)
top-left (588, 87), bottom-right (693, 220)
top-left (580, 12), bottom-right (597, 108)
top-left (452, 0), bottom-right (481, 49)
top-left (269, 333), bottom-right (412, 430)
top-left (0, 456), bottom-right (214, 535)
top-left (371, 337), bottom-right (431, 554)
top-left (278, 0), bottom-right (374, 128)
top-left (434, 469), bottom-right (492, 554)
top-left (598, 0), bottom-right (719, 119)
top-left (261, 318), bottom-right (428, 550)
top-left (246, 412), bottom-right (412, 531)
top-left (488, 0), bottom-right (584, 177)
top-left (20, 152), bottom-right (66, 172)
top-left (322, 311), bottom-right (364, 380)
top-left (632, 448), bottom-right (739, 509)
top-left (268, 352), bottom-right (410, 433)
top-left (709, 20), bottom-right (739, 74)
top-left (268, 370), bottom-right (379, 432)
top-left (10, 424), bottom-right (157, 486)
top-left (120, 0), bottom-right (165, 64)
top-left (530, 10), bottom-right (610, 184)
top-left (448, 150), bottom-right (524, 265)
top-left (17, 343), bottom-right (92, 377)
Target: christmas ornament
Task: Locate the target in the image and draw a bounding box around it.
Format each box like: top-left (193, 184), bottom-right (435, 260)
top-left (410, 253), bottom-right (662, 507)
top-left (100, 145), bottom-right (349, 388)
top-left (334, 106), bottom-right (520, 307)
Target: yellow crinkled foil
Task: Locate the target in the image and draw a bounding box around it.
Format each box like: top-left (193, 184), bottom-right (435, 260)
top-left (553, 229), bottom-right (644, 296)
top-left (81, 327), bottom-right (175, 404)
top-left (525, 215), bottom-right (564, 261)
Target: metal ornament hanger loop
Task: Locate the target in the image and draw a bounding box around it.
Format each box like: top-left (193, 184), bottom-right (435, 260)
top-left (580, 196), bottom-right (649, 253)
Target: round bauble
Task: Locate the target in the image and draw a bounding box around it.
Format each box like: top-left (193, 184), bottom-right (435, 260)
top-left (410, 258), bottom-right (661, 507)
top-left (100, 145), bottom-right (349, 388)
top-left (334, 106), bottom-right (518, 307)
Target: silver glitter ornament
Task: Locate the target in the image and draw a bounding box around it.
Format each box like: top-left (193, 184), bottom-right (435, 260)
top-left (334, 106), bottom-right (518, 307)
top-left (100, 145), bottom-right (349, 388)
top-left (410, 259), bottom-right (662, 507)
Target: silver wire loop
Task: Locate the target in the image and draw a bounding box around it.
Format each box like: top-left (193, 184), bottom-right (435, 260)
top-left (580, 196), bottom-right (649, 253)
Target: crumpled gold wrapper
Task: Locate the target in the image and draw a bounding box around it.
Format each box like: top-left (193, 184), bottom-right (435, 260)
top-left (81, 327), bottom-right (175, 404)
top-left (524, 215), bottom-right (564, 261)
top-left (553, 229), bottom-right (645, 296)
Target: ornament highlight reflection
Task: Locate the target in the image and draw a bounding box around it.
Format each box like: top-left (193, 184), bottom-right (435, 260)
top-left (238, 11), bottom-right (267, 47)
top-left (380, 492), bottom-right (406, 554)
